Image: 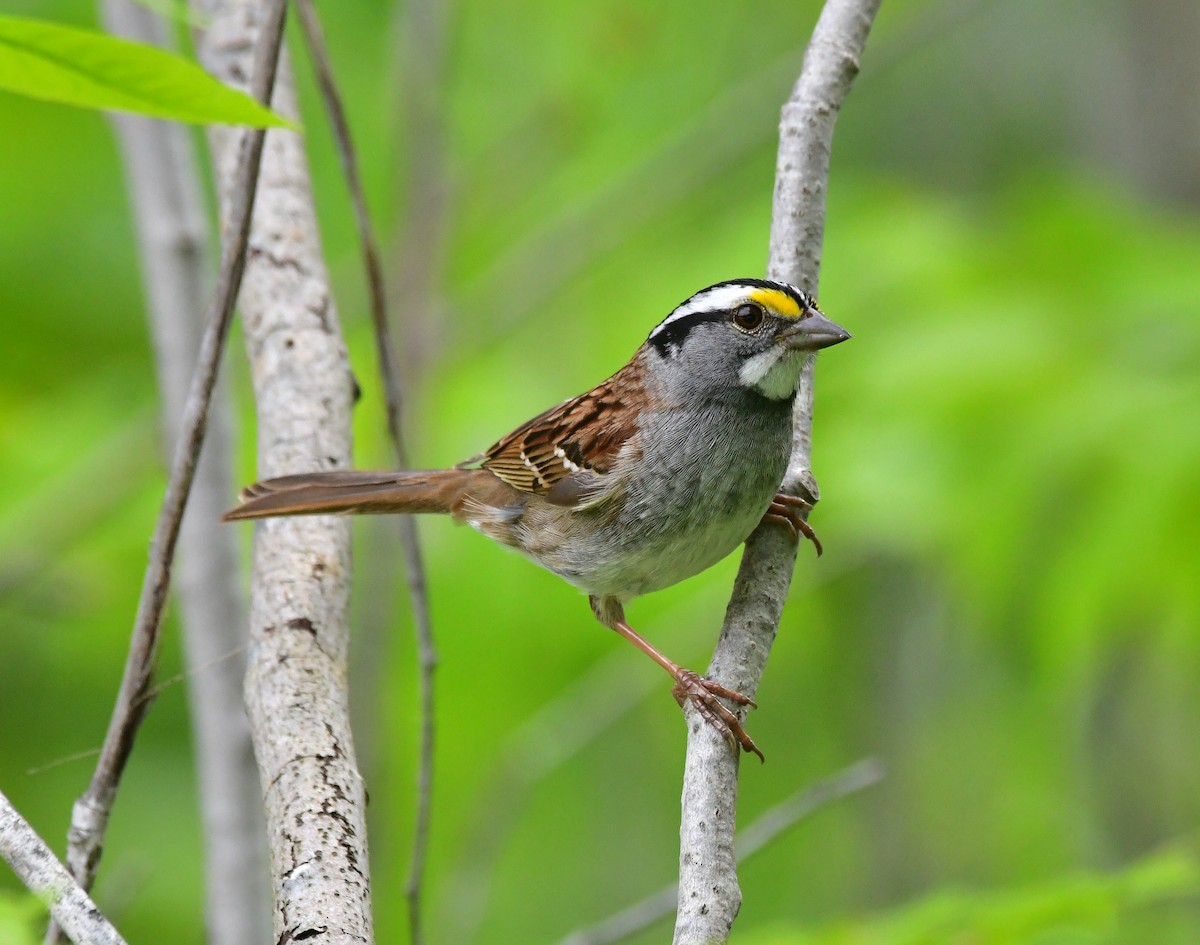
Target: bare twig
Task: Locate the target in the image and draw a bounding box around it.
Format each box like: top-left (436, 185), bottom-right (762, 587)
top-left (390, 2), bottom-right (454, 941)
top-left (391, 0), bottom-right (452, 391)
top-left (193, 0), bottom-right (373, 940)
top-left (53, 0), bottom-right (287, 932)
top-left (2, 791), bottom-right (128, 945)
top-left (554, 760), bottom-right (884, 945)
top-left (292, 0), bottom-right (406, 460)
top-left (97, 2), bottom-right (267, 942)
top-left (291, 4), bottom-right (440, 942)
top-left (674, 3), bottom-right (881, 944)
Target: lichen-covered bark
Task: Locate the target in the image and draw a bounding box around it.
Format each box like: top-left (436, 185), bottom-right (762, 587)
top-left (194, 2), bottom-right (373, 941)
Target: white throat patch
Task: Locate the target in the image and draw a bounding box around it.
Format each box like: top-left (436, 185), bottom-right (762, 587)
top-left (738, 348), bottom-right (806, 399)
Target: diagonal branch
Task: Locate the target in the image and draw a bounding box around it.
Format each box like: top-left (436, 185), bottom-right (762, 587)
top-left (2, 790), bottom-right (128, 945)
top-left (97, 2), bottom-right (267, 942)
top-left (674, 3), bottom-right (882, 944)
top-left (53, 0), bottom-right (288, 931)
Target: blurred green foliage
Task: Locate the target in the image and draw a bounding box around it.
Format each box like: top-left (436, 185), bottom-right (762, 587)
top-left (741, 841), bottom-right (1200, 945)
top-left (0, 891), bottom-right (43, 945)
top-left (1, 1), bottom-right (1198, 944)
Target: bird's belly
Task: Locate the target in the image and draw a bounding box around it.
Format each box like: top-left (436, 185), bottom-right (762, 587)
top-left (525, 447), bottom-right (787, 599)
top-left (581, 502), bottom-right (768, 598)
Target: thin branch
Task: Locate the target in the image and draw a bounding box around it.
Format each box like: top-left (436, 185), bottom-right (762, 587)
top-left (54, 0), bottom-right (288, 929)
top-left (391, 1), bottom-right (454, 941)
top-left (97, 2), bottom-right (267, 942)
top-left (2, 790), bottom-right (128, 945)
top-left (673, 3), bottom-right (881, 944)
top-left (291, 0), bottom-right (406, 461)
top-left (554, 760), bottom-right (885, 945)
top-left (291, 4), bottom-right (440, 942)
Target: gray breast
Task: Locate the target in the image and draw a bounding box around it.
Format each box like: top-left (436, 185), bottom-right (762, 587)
top-left (543, 394), bottom-right (793, 600)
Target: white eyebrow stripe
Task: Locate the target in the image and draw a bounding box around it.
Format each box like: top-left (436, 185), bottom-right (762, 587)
top-left (650, 285), bottom-right (759, 337)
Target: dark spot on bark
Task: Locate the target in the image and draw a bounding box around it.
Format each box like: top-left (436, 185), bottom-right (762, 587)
top-left (293, 927), bottom-right (326, 941)
top-left (287, 618), bottom-right (317, 636)
top-left (350, 374), bottom-right (362, 403)
top-left (284, 337), bottom-right (294, 349)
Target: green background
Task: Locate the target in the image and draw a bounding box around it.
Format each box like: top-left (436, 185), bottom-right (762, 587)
top-left (2, 1), bottom-right (1198, 943)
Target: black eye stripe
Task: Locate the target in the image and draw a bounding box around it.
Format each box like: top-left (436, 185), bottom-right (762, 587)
top-left (648, 309), bottom-right (728, 357)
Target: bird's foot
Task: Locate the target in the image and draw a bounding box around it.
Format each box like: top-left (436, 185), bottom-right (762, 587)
top-left (761, 492), bottom-right (822, 557)
top-left (671, 669), bottom-right (763, 762)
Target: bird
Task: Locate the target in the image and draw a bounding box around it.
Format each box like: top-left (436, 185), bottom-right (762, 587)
top-left (223, 278), bottom-right (850, 759)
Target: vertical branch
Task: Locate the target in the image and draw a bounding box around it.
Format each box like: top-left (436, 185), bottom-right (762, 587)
top-left (673, 2), bottom-right (881, 944)
top-left (51, 3), bottom-right (287, 938)
top-left (193, 0), bottom-right (373, 940)
top-left (98, 3), bottom-right (268, 943)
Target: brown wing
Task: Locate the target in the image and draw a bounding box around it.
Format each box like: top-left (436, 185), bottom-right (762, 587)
top-left (475, 356), bottom-right (644, 498)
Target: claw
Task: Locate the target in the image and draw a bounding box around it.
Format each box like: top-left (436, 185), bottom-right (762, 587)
top-left (762, 492), bottom-right (822, 556)
top-left (671, 669), bottom-right (764, 762)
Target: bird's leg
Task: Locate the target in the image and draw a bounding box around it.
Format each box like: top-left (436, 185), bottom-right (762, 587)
top-left (761, 492), bottom-right (822, 557)
top-left (590, 596), bottom-right (764, 762)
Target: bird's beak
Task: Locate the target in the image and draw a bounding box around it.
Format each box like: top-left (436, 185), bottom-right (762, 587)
top-left (779, 313), bottom-right (852, 351)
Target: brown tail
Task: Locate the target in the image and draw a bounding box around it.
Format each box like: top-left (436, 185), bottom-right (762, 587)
top-left (222, 468), bottom-right (499, 522)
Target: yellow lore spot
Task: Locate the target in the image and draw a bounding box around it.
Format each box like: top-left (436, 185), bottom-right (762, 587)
top-left (747, 287), bottom-right (802, 318)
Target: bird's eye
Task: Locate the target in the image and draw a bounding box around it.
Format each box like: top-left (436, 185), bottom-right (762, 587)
top-left (732, 303), bottom-right (764, 331)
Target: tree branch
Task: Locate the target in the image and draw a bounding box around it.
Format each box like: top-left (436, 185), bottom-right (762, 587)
top-left (2, 791), bottom-right (128, 945)
top-left (674, 3), bottom-right (881, 943)
top-left (193, 0), bottom-right (373, 940)
top-left (53, 1), bottom-right (287, 934)
top-left (97, 3), bottom-right (268, 942)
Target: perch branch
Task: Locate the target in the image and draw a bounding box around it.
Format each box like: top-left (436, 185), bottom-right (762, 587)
top-left (557, 759), bottom-right (884, 945)
top-left (673, 2), bottom-right (881, 943)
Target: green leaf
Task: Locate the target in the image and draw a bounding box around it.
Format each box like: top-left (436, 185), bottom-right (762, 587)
top-left (0, 15), bottom-right (294, 128)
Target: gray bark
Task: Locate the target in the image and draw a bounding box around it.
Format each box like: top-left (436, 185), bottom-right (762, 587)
top-left (1, 790), bottom-right (128, 945)
top-left (193, 1), bottom-right (373, 942)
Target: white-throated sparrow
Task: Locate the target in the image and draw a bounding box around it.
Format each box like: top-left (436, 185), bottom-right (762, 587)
top-left (224, 278), bottom-right (850, 758)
